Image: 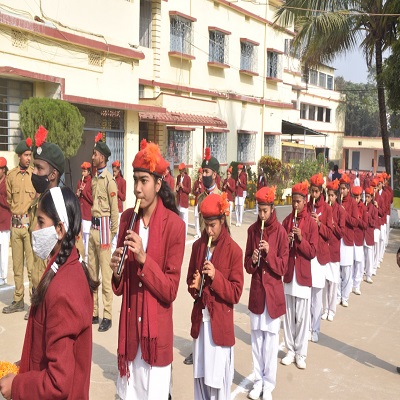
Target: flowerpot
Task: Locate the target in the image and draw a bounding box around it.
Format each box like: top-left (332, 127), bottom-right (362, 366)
top-left (279, 198), bottom-right (285, 205)
top-left (248, 200), bottom-right (255, 209)
top-left (190, 198), bottom-right (195, 206)
top-left (286, 195), bottom-right (292, 205)
top-left (273, 199), bottom-right (279, 206)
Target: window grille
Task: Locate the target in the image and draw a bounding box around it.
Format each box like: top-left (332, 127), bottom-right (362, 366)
top-left (11, 30), bottom-right (28, 49)
top-left (300, 103), bottom-right (307, 119)
top-left (105, 131), bottom-right (125, 173)
top-left (284, 39), bottom-right (300, 58)
top-left (264, 135), bottom-right (279, 158)
top-left (317, 107), bottom-right (324, 121)
top-left (206, 132), bottom-right (227, 164)
top-left (78, 105), bottom-right (125, 131)
top-left (327, 75), bottom-right (334, 90)
top-left (209, 31), bottom-right (228, 64)
top-left (139, 0), bottom-right (152, 48)
top-left (237, 133), bottom-right (255, 162)
top-left (88, 51), bottom-right (105, 67)
top-left (240, 42), bottom-right (257, 72)
top-left (170, 16), bottom-right (193, 56)
top-left (0, 78), bottom-right (33, 151)
top-left (319, 72), bottom-right (326, 88)
top-left (267, 52), bottom-right (280, 79)
top-left (167, 129), bottom-right (192, 165)
top-left (326, 108), bottom-right (331, 123)
top-left (309, 105), bottom-right (316, 120)
top-left (139, 84), bottom-right (145, 99)
top-left (309, 69), bottom-right (318, 85)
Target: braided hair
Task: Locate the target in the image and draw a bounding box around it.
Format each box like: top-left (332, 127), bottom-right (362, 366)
top-left (31, 187), bottom-right (99, 306)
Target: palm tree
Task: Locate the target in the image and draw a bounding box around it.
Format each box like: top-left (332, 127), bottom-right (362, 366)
top-left (275, 0), bottom-right (400, 173)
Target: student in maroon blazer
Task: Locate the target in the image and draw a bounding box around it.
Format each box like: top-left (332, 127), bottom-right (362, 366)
top-left (338, 174), bottom-right (359, 308)
top-left (235, 164), bottom-right (247, 226)
top-left (222, 167), bottom-right (235, 225)
top-left (307, 173), bottom-right (332, 343)
top-left (322, 179), bottom-right (345, 322)
top-left (193, 167), bottom-right (204, 238)
top-left (112, 160), bottom-right (127, 213)
top-left (371, 178), bottom-right (383, 274)
top-left (281, 180), bottom-right (318, 370)
top-left (187, 193), bottom-right (243, 399)
top-left (176, 162), bottom-right (191, 236)
top-left (382, 173), bottom-right (393, 247)
top-left (76, 161), bottom-right (93, 262)
top-left (110, 140), bottom-right (185, 399)
top-left (254, 167), bottom-right (267, 215)
top-left (364, 187), bottom-right (378, 283)
top-left (0, 187), bottom-right (98, 400)
top-left (165, 166), bottom-right (175, 192)
top-left (377, 175), bottom-right (389, 258)
top-left (373, 176), bottom-right (386, 269)
top-left (351, 186), bottom-right (368, 296)
top-left (245, 186), bottom-right (288, 400)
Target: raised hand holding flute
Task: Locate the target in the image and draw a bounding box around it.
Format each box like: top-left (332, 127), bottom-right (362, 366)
top-left (257, 219), bottom-right (265, 267)
top-left (290, 209), bottom-right (298, 247)
top-left (197, 235), bottom-right (213, 300)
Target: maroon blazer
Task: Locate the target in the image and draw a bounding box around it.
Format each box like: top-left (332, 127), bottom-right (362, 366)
top-left (354, 201), bottom-right (368, 246)
top-left (341, 196), bottom-right (359, 246)
top-left (0, 177), bottom-right (11, 231)
top-left (257, 175), bottom-right (267, 190)
top-left (115, 174), bottom-right (126, 213)
top-left (192, 179), bottom-right (204, 205)
top-left (12, 247), bottom-right (93, 399)
top-left (235, 171), bottom-right (247, 197)
top-left (365, 201), bottom-right (377, 246)
top-left (384, 185), bottom-right (394, 205)
top-left (176, 174), bottom-right (191, 208)
top-left (222, 177), bottom-right (235, 202)
top-left (187, 232), bottom-right (243, 347)
top-left (374, 191), bottom-right (386, 226)
top-left (165, 173), bottom-right (175, 192)
top-left (307, 197), bottom-right (332, 266)
top-left (282, 211), bottom-right (318, 287)
top-left (76, 175), bottom-right (93, 221)
top-left (329, 202), bottom-right (345, 263)
top-left (245, 217), bottom-right (288, 319)
top-left (113, 202), bottom-right (185, 367)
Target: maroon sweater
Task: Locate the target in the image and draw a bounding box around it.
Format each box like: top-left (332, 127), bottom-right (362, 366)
top-left (354, 201), bottom-right (368, 246)
top-left (222, 177), bottom-right (235, 202)
top-left (176, 174), bottom-right (191, 208)
top-left (0, 177), bottom-right (11, 231)
top-left (341, 195), bottom-right (359, 246)
top-left (235, 171), bottom-right (247, 197)
top-left (76, 175), bottom-right (93, 221)
top-left (365, 201), bottom-right (378, 246)
top-left (329, 202), bottom-right (345, 263)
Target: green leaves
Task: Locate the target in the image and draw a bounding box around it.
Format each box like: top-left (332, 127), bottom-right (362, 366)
top-left (19, 98), bottom-right (85, 159)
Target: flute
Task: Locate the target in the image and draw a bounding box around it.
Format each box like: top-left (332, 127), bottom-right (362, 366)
top-left (198, 235), bottom-right (213, 300)
top-left (116, 199), bottom-right (142, 275)
top-left (313, 197), bottom-right (316, 213)
top-left (290, 209), bottom-right (298, 248)
top-left (257, 219), bottom-right (265, 267)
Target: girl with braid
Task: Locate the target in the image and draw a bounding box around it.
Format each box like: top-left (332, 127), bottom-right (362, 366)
top-left (0, 186), bottom-right (98, 400)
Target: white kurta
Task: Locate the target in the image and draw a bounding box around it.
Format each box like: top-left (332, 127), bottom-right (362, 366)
top-left (311, 257), bottom-right (326, 288)
top-left (340, 239), bottom-right (354, 266)
top-left (326, 261), bottom-right (340, 283)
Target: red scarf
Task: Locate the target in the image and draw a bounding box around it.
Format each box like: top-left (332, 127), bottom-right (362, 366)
top-left (357, 200), bottom-right (364, 218)
top-left (285, 208), bottom-right (308, 250)
top-left (118, 197), bottom-right (164, 377)
top-left (258, 210), bottom-right (278, 241)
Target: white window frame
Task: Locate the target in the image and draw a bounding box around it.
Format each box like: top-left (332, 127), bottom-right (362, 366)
top-left (266, 51), bottom-right (281, 79)
top-left (167, 129), bottom-right (193, 165)
top-left (209, 30), bottom-right (228, 65)
top-left (240, 41), bottom-right (258, 73)
top-left (237, 132), bottom-right (256, 162)
top-left (170, 15), bottom-right (193, 56)
top-left (206, 132), bottom-right (227, 164)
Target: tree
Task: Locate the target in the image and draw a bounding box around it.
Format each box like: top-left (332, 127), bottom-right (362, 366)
top-left (382, 39), bottom-right (400, 112)
top-left (275, 0), bottom-right (400, 173)
top-left (19, 98), bottom-right (85, 159)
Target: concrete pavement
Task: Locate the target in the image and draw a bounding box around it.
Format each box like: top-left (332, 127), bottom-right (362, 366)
top-left (1, 205), bottom-right (400, 399)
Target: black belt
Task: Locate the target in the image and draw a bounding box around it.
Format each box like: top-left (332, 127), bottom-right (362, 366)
top-left (91, 217), bottom-right (100, 227)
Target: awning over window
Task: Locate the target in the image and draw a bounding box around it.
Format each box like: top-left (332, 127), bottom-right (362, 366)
top-left (282, 120), bottom-right (327, 137)
top-left (139, 111), bottom-right (227, 127)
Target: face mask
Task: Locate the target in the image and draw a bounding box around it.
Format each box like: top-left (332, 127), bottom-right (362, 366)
top-left (202, 175), bottom-right (213, 189)
top-left (32, 173), bottom-right (50, 194)
top-left (32, 226), bottom-right (59, 260)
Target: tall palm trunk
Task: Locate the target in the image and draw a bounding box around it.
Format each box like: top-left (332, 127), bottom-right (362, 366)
top-left (375, 41), bottom-right (391, 173)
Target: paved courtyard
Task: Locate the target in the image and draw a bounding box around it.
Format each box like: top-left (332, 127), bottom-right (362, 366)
top-left (1, 205), bottom-right (399, 399)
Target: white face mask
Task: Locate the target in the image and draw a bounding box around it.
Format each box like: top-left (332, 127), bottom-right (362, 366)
top-left (32, 226), bottom-right (59, 260)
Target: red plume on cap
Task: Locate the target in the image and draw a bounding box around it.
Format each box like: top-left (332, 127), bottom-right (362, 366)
top-left (371, 179), bottom-right (378, 187)
top-left (351, 186), bottom-right (362, 196)
top-left (310, 173), bottom-right (324, 187)
top-left (291, 180), bottom-right (309, 197)
top-left (377, 174), bottom-right (384, 183)
top-left (256, 186), bottom-right (276, 204)
top-left (220, 192), bottom-right (230, 216)
top-left (365, 187), bottom-right (374, 195)
top-left (227, 167), bottom-right (232, 173)
top-left (140, 139), bottom-right (148, 150)
top-left (326, 179), bottom-right (340, 191)
top-left (81, 161), bottom-right (91, 169)
top-left (112, 160), bottom-right (121, 168)
top-left (204, 147), bottom-right (211, 161)
top-left (339, 174), bottom-right (350, 184)
top-left (35, 125), bottom-right (48, 147)
top-left (26, 137), bottom-right (32, 147)
top-left (200, 193), bottom-right (229, 218)
top-left (178, 163), bottom-right (185, 170)
top-left (95, 132), bottom-right (103, 143)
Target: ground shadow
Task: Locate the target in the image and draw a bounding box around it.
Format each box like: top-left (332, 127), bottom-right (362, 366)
top-left (92, 342), bottom-right (119, 385)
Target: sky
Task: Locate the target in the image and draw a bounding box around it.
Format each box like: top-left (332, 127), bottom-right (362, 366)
top-left (332, 47), bottom-right (369, 83)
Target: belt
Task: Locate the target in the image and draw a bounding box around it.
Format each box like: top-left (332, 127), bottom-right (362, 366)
top-left (91, 217), bottom-right (100, 230)
top-left (13, 214), bottom-right (28, 218)
top-left (12, 214), bottom-right (29, 228)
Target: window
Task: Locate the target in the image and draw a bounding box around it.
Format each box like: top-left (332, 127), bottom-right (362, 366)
top-left (300, 103), bottom-right (307, 119)
top-left (170, 15), bottom-right (193, 56)
top-left (209, 30), bottom-right (228, 64)
top-left (264, 134), bottom-right (278, 157)
top-left (167, 129), bottom-right (192, 165)
top-left (267, 51), bottom-right (280, 79)
top-left (309, 105), bottom-right (316, 120)
top-left (139, 0), bottom-right (152, 48)
top-left (139, 84), bottom-right (145, 99)
top-left (319, 72), bottom-right (326, 88)
top-left (284, 39), bottom-right (300, 58)
top-left (206, 132), bottom-right (227, 163)
top-left (326, 108), bottom-right (331, 123)
top-left (327, 75), bottom-right (333, 90)
top-left (317, 106), bottom-right (324, 122)
top-left (237, 133), bottom-right (256, 162)
top-left (309, 69), bottom-right (318, 85)
top-left (0, 78), bottom-right (33, 151)
top-left (240, 41), bottom-right (257, 73)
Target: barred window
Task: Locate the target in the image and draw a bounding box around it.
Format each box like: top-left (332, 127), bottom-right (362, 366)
top-left (327, 75), bottom-right (334, 90)
top-left (284, 39), bottom-right (300, 58)
top-left (139, 0), bottom-right (152, 48)
top-left (237, 133), bottom-right (256, 162)
top-left (240, 42), bottom-right (257, 73)
top-left (317, 106), bottom-right (324, 121)
top-left (267, 51), bottom-right (279, 78)
top-left (326, 108), bottom-right (331, 123)
top-left (170, 16), bottom-right (193, 56)
top-left (167, 129), bottom-right (192, 165)
top-left (264, 135), bottom-right (279, 158)
top-left (300, 103), bottom-right (307, 119)
top-left (309, 105), bottom-right (316, 120)
top-left (319, 72), bottom-right (326, 88)
top-left (0, 78), bottom-right (33, 151)
top-left (309, 69), bottom-right (318, 85)
top-left (209, 31), bottom-right (228, 64)
top-left (206, 132), bottom-right (227, 164)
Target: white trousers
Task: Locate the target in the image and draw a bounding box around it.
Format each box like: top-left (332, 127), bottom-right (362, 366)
top-left (364, 245), bottom-right (374, 279)
top-left (386, 214), bottom-right (390, 246)
top-left (373, 241), bottom-right (380, 272)
top-left (81, 219), bottom-right (91, 262)
top-left (378, 224), bottom-right (386, 263)
top-left (310, 287), bottom-right (323, 334)
top-left (338, 265), bottom-right (352, 302)
top-left (323, 280), bottom-right (337, 316)
top-left (235, 205), bottom-right (243, 224)
top-left (0, 230), bottom-right (10, 280)
top-left (117, 346), bottom-right (171, 400)
top-left (352, 260), bottom-right (364, 290)
top-left (179, 206), bottom-right (189, 236)
top-left (251, 329), bottom-right (278, 394)
top-left (284, 295), bottom-right (310, 358)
